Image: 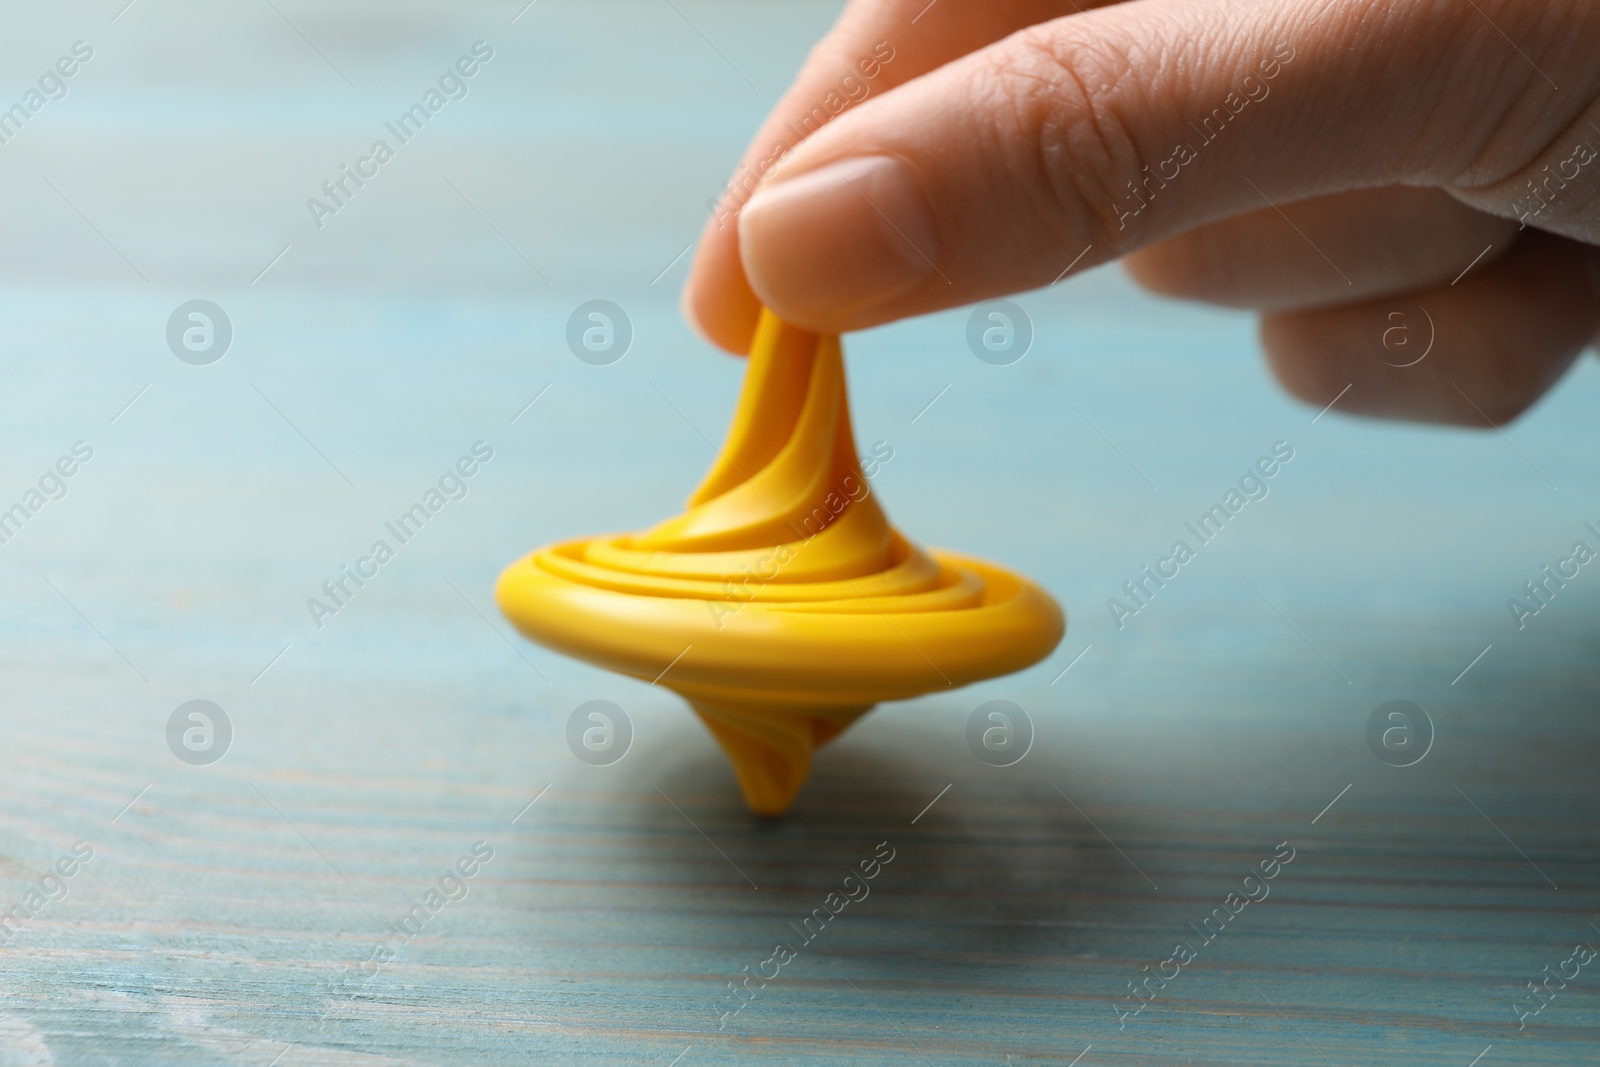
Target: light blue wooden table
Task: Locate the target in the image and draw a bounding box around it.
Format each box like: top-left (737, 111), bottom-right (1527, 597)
top-left (0, 1), bottom-right (1596, 1064)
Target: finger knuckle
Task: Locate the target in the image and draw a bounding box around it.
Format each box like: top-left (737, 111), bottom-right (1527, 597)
top-left (984, 25), bottom-right (1152, 244)
top-left (1259, 316), bottom-right (1345, 406)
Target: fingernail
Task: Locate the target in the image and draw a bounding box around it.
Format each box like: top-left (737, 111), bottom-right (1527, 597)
top-left (739, 155), bottom-right (940, 322)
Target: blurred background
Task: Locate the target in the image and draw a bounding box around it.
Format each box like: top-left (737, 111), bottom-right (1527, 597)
top-left (0, 1), bottom-right (1596, 1064)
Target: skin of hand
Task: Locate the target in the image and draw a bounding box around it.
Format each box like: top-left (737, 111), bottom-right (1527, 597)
top-left (681, 0), bottom-right (1600, 426)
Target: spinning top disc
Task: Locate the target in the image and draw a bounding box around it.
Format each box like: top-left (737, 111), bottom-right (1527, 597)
top-left (497, 311), bottom-right (1064, 814)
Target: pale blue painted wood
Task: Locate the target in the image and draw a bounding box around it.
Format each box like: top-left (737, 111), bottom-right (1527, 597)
top-left (0, 1), bottom-right (1595, 1064)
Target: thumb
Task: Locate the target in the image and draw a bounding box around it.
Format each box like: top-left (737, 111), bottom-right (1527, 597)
top-left (736, 0), bottom-right (1600, 334)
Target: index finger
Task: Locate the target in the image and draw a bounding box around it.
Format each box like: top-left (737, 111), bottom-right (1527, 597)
top-left (683, 0), bottom-right (1092, 353)
top-left (732, 0), bottom-right (1600, 335)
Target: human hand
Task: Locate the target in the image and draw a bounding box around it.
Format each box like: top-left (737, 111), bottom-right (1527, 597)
top-left (682, 0), bottom-right (1600, 425)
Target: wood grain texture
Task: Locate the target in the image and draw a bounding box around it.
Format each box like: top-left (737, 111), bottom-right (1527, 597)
top-left (0, 1), bottom-right (1597, 1064)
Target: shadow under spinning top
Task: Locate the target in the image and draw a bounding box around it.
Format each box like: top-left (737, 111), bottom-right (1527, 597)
top-left (496, 311), bottom-right (1065, 815)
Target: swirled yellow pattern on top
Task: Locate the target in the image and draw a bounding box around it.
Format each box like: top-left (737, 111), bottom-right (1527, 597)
top-left (496, 310), bottom-right (1064, 814)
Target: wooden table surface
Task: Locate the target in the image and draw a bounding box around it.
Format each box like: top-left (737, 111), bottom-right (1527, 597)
top-left (0, 1), bottom-right (1596, 1064)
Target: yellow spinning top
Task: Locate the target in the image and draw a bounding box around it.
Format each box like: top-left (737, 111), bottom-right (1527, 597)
top-left (496, 310), bottom-right (1064, 814)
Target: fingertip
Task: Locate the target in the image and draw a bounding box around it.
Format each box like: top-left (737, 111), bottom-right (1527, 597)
top-left (682, 222), bottom-right (764, 356)
top-left (738, 155), bottom-right (941, 334)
